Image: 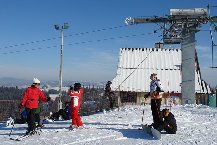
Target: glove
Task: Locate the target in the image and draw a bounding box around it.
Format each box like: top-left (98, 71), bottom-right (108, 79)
top-left (18, 103), bottom-right (23, 109)
top-left (47, 97), bottom-right (51, 102)
top-left (69, 86), bottom-right (73, 90)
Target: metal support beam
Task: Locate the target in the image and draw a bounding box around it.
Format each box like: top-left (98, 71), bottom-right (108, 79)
top-left (181, 31), bottom-right (196, 104)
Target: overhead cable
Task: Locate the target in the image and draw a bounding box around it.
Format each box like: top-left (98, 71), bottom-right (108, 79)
top-left (0, 24), bottom-right (132, 50)
top-left (0, 29), bottom-right (159, 55)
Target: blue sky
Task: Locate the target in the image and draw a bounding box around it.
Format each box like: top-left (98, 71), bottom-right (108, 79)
top-left (0, 0), bottom-right (217, 86)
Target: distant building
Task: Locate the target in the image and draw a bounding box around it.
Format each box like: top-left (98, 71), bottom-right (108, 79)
top-left (48, 94), bottom-right (62, 112)
top-left (49, 94), bottom-right (59, 101)
top-left (111, 48), bottom-right (211, 105)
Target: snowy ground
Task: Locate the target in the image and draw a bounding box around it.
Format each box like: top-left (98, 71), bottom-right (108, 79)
top-left (1, 104), bottom-right (217, 145)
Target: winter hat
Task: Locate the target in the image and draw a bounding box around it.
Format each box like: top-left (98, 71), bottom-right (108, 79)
top-left (33, 78), bottom-right (40, 84)
top-left (107, 81), bottom-right (112, 84)
top-left (162, 108), bottom-right (169, 117)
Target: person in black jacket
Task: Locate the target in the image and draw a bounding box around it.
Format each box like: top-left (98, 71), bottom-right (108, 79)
top-left (161, 108), bottom-right (177, 134)
top-left (105, 81), bottom-right (115, 110)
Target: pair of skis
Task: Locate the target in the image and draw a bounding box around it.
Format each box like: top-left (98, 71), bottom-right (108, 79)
top-left (11, 127), bottom-right (74, 141)
top-left (10, 134), bottom-right (31, 141)
top-left (55, 126), bottom-right (86, 133)
top-left (10, 127), bottom-right (42, 141)
top-left (10, 131), bottom-right (42, 141)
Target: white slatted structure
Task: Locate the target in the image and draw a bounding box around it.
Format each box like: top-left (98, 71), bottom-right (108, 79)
top-left (111, 48), bottom-right (210, 94)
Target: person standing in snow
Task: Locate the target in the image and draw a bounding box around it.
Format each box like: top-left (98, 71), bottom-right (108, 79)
top-left (144, 73), bottom-right (164, 130)
top-left (105, 81), bottom-right (115, 110)
top-left (19, 78), bottom-right (51, 135)
top-left (161, 108), bottom-right (177, 134)
top-left (69, 83), bottom-right (83, 129)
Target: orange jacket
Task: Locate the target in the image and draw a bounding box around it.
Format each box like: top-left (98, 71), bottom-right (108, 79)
top-left (69, 88), bottom-right (83, 108)
top-left (21, 86), bottom-right (48, 109)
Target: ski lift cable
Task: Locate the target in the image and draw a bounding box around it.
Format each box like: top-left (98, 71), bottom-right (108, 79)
top-left (0, 30), bottom-right (159, 55)
top-left (0, 24), bottom-right (134, 50)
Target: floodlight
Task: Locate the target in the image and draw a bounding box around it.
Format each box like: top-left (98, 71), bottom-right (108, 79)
top-left (54, 25), bottom-right (60, 30)
top-left (64, 23), bottom-right (69, 29)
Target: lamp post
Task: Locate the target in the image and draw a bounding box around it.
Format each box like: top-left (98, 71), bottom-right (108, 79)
top-left (54, 23), bottom-right (69, 110)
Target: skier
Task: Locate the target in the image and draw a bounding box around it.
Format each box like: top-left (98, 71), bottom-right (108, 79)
top-left (69, 83), bottom-right (84, 129)
top-left (19, 78), bottom-right (50, 135)
top-left (144, 73), bottom-right (164, 131)
top-left (105, 81), bottom-right (115, 110)
top-left (161, 108), bottom-right (177, 134)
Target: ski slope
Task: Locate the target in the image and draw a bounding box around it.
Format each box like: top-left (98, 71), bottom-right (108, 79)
top-left (1, 104), bottom-right (217, 145)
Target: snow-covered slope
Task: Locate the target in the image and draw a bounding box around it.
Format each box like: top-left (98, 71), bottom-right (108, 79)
top-left (1, 104), bottom-right (217, 145)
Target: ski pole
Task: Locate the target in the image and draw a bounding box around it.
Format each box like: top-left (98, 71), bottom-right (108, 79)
top-left (142, 108), bottom-right (144, 123)
top-left (168, 81), bottom-right (172, 111)
top-left (142, 98), bottom-right (147, 123)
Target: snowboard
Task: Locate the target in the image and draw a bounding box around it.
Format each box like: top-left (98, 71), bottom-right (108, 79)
top-left (141, 124), bottom-right (161, 140)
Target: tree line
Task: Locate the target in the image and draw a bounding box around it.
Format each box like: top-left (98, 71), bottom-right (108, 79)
top-left (0, 86), bottom-right (111, 121)
top-left (0, 86), bottom-right (25, 100)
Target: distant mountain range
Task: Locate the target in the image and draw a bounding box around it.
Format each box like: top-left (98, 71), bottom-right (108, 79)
top-left (0, 77), bottom-right (106, 88)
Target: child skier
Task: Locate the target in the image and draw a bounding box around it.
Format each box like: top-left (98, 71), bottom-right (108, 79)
top-left (69, 83), bottom-right (83, 129)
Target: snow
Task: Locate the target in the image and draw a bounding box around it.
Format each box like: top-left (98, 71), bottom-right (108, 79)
top-left (1, 104), bottom-right (217, 145)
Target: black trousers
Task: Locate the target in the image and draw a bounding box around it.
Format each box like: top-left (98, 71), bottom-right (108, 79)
top-left (151, 99), bottom-right (163, 127)
top-left (25, 108), bottom-right (36, 132)
top-left (35, 113), bottom-right (40, 125)
top-left (109, 98), bottom-right (115, 109)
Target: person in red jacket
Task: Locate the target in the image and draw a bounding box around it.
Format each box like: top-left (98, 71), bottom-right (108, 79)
top-left (69, 83), bottom-right (83, 129)
top-left (19, 78), bottom-right (50, 135)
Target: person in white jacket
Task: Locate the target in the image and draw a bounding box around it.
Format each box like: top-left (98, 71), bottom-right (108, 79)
top-left (145, 73), bottom-right (164, 131)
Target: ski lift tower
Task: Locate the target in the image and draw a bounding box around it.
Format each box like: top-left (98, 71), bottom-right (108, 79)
top-left (125, 7), bottom-right (217, 104)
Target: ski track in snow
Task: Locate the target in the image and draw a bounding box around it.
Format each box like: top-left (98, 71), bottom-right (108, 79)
top-left (0, 104), bottom-right (217, 145)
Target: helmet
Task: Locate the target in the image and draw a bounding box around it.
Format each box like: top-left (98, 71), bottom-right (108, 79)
top-left (74, 83), bottom-right (81, 91)
top-left (33, 78), bottom-right (40, 84)
top-left (107, 81), bottom-right (112, 84)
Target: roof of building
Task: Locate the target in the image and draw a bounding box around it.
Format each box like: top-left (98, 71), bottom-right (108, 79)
top-left (49, 94), bottom-right (59, 101)
top-left (111, 48), bottom-right (211, 93)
